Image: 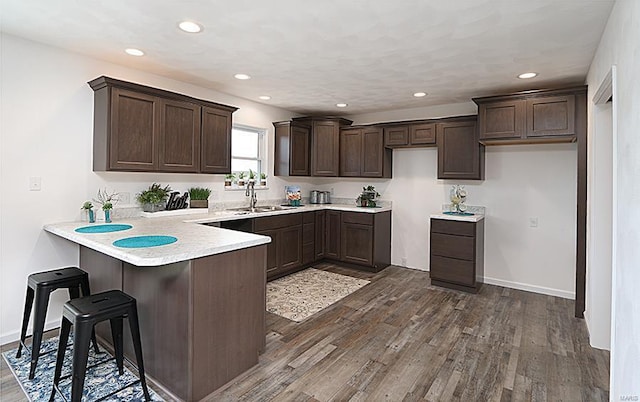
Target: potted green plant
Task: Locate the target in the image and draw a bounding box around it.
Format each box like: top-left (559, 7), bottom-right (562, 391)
top-left (356, 185), bottom-right (380, 207)
top-left (237, 171), bottom-right (246, 187)
top-left (188, 187), bottom-right (211, 209)
top-left (136, 183), bottom-right (172, 212)
top-left (224, 173), bottom-right (235, 187)
top-left (102, 201), bottom-right (113, 222)
top-left (81, 201), bottom-right (95, 223)
top-left (260, 172), bottom-right (267, 186)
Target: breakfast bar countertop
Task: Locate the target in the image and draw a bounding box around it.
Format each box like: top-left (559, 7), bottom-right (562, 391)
top-left (44, 216), bottom-right (271, 267)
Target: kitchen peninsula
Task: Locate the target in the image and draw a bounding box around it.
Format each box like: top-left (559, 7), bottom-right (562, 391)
top-left (43, 203), bottom-right (391, 401)
top-left (44, 216), bottom-right (270, 401)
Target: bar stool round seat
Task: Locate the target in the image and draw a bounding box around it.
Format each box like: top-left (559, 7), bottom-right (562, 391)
top-left (50, 289), bottom-right (151, 402)
top-left (16, 267), bottom-right (99, 379)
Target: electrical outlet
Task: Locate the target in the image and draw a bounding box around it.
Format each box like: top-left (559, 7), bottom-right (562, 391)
top-left (529, 217), bottom-right (539, 228)
top-left (29, 177), bottom-right (42, 191)
top-left (401, 257), bottom-right (407, 266)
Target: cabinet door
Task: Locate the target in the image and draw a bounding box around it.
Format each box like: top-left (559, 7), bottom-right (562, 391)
top-left (325, 211), bottom-right (341, 259)
top-left (478, 100), bottom-right (525, 140)
top-left (302, 222), bottom-right (315, 265)
top-left (279, 225), bottom-right (303, 271)
top-left (526, 95), bottom-right (576, 137)
top-left (158, 99), bottom-right (201, 172)
top-left (315, 211), bottom-right (326, 260)
top-left (290, 124), bottom-right (311, 176)
top-left (341, 222), bottom-right (374, 266)
top-left (409, 123), bottom-right (436, 145)
top-left (340, 128), bottom-right (362, 176)
top-left (361, 127), bottom-right (386, 177)
top-left (383, 126), bottom-right (409, 147)
top-left (311, 120), bottom-right (339, 176)
top-left (256, 229), bottom-right (279, 277)
top-left (436, 120), bottom-right (484, 180)
top-left (109, 88), bottom-right (159, 171)
top-left (201, 106), bottom-right (232, 174)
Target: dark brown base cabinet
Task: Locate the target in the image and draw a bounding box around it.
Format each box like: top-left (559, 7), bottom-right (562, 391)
top-left (222, 210), bottom-right (391, 281)
top-left (429, 218), bottom-right (484, 293)
top-left (89, 76), bottom-right (236, 174)
top-left (254, 214), bottom-right (303, 280)
top-left (326, 211), bottom-right (391, 272)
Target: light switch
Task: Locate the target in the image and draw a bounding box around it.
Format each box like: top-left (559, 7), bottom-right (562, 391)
top-left (29, 177), bottom-right (42, 191)
top-left (529, 217), bottom-right (539, 228)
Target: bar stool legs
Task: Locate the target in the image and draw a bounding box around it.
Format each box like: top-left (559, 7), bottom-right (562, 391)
top-left (16, 267), bottom-right (100, 380)
top-left (50, 290), bottom-right (151, 402)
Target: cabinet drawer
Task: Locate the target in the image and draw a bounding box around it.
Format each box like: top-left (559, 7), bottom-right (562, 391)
top-left (430, 233), bottom-right (475, 261)
top-left (254, 213), bottom-right (302, 231)
top-left (342, 212), bottom-right (374, 225)
top-left (430, 219), bottom-right (475, 237)
top-left (430, 255), bottom-right (475, 286)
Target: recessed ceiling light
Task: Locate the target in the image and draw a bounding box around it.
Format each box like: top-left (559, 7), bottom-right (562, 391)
top-left (178, 21), bottom-right (203, 33)
top-left (413, 92), bottom-right (427, 97)
top-left (336, 103), bottom-right (348, 108)
top-left (125, 48), bottom-right (144, 57)
top-left (234, 73), bottom-right (251, 80)
top-left (258, 95), bottom-right (271, 100)
top-left (518, 72), bottom-right (538, 79)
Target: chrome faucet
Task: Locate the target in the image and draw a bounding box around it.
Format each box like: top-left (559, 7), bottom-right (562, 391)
top-left (246, 180), bottom-right (257, 210)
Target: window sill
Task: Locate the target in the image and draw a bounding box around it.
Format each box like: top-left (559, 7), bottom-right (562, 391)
top-left (224, 185), bottom-right (269, 191)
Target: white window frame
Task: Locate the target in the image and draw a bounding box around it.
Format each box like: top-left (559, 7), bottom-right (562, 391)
top-left (231, 124), bottom-right (266, 177)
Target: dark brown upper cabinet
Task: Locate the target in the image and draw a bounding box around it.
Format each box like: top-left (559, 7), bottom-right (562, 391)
top-left (308, 118), bottom-right (350, 176)
top-left (384, 122), bottom-right (436, 148)
top-left (273, 121), bottom-right (311, 176)
top-left (340, 126), bottom-right (391, 178)
top-left (159, 99), bottom-right (201, 173)
top-left (278, 117), bottom-right (353, 177)
top-left (89, 76), bottom-right (237, 174)
top-left (436, 117), bottom-right (485, 180)
top-left (200, 105), bottom-right (233, 174)
top-left (474, 87), bottom-right (583, 145)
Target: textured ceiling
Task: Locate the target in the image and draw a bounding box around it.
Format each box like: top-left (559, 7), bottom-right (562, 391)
top-left (0, 0), bottom-right (614, 115)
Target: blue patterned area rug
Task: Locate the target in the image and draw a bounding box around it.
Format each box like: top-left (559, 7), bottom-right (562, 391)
top-left (2, 335), bottom-right (164, 401)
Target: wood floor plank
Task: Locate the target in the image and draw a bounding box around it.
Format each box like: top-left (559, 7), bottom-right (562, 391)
top-left (1, 264), bottom-right (610, 402)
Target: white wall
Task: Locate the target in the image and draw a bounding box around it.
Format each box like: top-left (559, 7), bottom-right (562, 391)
top-left (333, 105), bottom-right (578, 299)
top-left (0, 34), bottom-right (297, 344)
top-left (586, 0), bottom-right (640, 397)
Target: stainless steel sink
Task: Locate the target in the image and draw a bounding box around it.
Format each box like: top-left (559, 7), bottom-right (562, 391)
top-left (226, 205), bottom-right (295, 214)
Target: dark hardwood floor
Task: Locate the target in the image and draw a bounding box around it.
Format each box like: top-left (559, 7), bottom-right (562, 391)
top-left (1, 263), bottom-right (609, 401)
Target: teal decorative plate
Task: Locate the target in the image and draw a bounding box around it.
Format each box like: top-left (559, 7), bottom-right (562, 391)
top-left (113, 235), bottom-right (177, 248)
top-left (75, 224), bottom-right (133, 233)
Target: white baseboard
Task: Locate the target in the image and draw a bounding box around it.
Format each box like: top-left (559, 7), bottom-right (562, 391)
top-left (0, 319), bottom-right (60, 347)
top-left (483, 276), bottom-right (575, 299)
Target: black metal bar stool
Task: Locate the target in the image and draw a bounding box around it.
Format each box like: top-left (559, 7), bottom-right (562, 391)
top-left (50, 290), bottom-right (151, 402)
top-left (16, 267), bottom-right (100, 379)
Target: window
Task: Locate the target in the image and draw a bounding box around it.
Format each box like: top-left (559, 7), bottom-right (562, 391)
top-left (231, 125), bottom-right (265, 176)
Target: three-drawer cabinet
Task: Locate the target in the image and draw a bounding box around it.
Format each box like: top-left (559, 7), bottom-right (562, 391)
top-left (429, 217), bottom-right (485, 293)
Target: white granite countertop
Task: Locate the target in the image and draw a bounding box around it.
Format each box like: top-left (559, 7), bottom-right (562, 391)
top-left (186, 203), bottom-right (392, 224)
top-left (430, 213), bottom-right (485, 223)
top-left (44, 203), bottom-right (391, 267)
